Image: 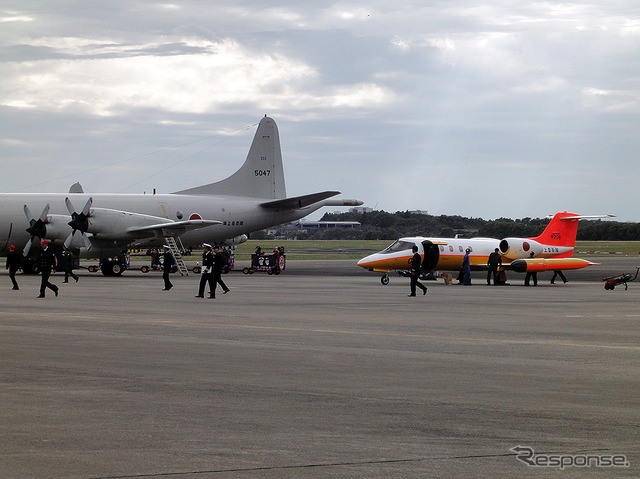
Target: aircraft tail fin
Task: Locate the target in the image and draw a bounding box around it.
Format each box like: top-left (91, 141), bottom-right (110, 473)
top-left (175, 116), bottom-right (286, 199)
top-left (531, 212), bottom-right (580, 257)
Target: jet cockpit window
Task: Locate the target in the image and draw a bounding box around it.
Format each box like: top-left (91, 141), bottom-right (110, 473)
top-left (381, 240), bottom-right (415, 254)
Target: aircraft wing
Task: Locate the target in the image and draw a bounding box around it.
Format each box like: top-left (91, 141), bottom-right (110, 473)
top-left (260, 191), bottom-right (341, 210)
top-left (127, 219), bottom-right (222, 234)
top-left (504, 257), bottom-right (596, 273)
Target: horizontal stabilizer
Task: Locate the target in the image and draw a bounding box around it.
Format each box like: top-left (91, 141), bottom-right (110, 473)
top-left (260, 191), bottom-right (341, 211)
top-left (558, 214), bottom-right (616, 221)
top-left (128, 219), bottom-right (222, 234)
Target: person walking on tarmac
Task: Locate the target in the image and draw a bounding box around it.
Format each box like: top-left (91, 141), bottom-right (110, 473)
top-left (524, 251), bottom-right (538, 286)
top-left (212, 245), bottom-right (230, 298)
top-left (6, 244), bottom-right (21, 290)
top-left (487, 248), bottom-right (502, 285)
top-left (38, 240), bottom-right (59, 298)
top-left (408, 245), bottom-right (427, 297)
top-left (196, 243), bottom-right (214, 298)
top-left (161, 245), bottom-right (174, 291)
top-left (550, 270), bottom-right (568, 284)
top-left (62, 246), bottom-right (79, 283)
top-left (462, 248), bottom-right (472, 285)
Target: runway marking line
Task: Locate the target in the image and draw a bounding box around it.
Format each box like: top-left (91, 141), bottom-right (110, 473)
top-left (225, 324), bottom-right (640, 351)
top-left (1, 312), bottom-right (638, 351)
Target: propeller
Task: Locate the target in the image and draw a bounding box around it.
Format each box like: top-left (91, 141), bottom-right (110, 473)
top-left (64, 197), bottom-right (93, 250)
top-left (23, 204), bottom-right (50, 256)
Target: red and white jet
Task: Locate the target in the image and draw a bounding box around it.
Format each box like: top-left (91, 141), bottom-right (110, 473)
top-left (357, 212), bottom-right (613, 284)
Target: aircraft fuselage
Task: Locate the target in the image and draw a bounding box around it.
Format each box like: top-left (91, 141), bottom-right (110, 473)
top-left (0, 192), bottom-right (321, 256)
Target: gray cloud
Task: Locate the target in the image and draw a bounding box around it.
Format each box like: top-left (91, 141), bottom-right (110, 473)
top-left (1, 1), bottom-right (639, 220)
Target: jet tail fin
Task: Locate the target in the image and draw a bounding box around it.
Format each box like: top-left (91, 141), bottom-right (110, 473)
top-left (531, 212), bottom-right (615, 258)
top-left (175, 116), bottom-right (286, 199)
top-left (531, 212), bottom-right (581, 250)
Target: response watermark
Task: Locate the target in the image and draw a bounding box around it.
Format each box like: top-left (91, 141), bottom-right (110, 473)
top-left (511, 446), bottom-right (630, 470)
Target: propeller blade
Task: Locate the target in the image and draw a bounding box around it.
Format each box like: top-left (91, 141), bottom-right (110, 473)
top-left (40, 204), bottom-right (50, 222)
top-left (24, 204), bottom-right (35, 224)
top-left (64, 231), bottom-right (74, 249)
top-left (65, 197), bottom-right (75, 216)
top-left (82, 232), bottom-right (92, 250)
top-left (81, 197), bottom-right (92, 216)
top-left (23, 238), bottom-right (32, 257)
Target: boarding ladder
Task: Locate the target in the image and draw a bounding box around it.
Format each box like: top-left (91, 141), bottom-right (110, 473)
top-left (164, 236), bottom-right (189, 276)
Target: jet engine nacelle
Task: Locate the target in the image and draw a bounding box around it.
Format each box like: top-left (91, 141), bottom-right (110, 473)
top-left (499, 238), bottom-right (544, 259)
top-left (223, 234), bottom-right (248, 247)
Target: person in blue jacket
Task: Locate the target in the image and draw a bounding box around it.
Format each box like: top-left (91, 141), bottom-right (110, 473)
top-left (462, 248), bottom-right (472, 285)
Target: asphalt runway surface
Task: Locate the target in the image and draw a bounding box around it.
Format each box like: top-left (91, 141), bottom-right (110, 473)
top-left (1, 257), bottom-right (639, 478)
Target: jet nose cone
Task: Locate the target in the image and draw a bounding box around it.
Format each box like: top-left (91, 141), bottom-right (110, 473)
top-left (356, 255), bottom-right (372, 268)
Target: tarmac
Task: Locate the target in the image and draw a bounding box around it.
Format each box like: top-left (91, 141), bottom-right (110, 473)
top-left (1, 257), bottom-right (639, 478)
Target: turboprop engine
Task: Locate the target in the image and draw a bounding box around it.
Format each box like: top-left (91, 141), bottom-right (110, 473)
top-left (223, 234), bottom-right (248, 247)
top-left (499, 238), bottom-right (544, 259)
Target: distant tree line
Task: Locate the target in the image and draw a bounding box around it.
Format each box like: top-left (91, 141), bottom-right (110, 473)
top-left (298, 211), bottom-right (640, 241)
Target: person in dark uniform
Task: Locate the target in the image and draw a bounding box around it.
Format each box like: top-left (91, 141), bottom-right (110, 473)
top-left (196, 243), bottom-right (214, 298)
top-left (161, 245), bottom-right (174, 291)
top-left (487, 248), bottom-right (502, 285)
top-left (38, 240), bottom-right (59, 298)
top-left (62, 246), bottom-right (79, 283)
top-left (408, 245), bottom-right (427, 297)
top-left (5, 244), bottom-right (21, 290)
top-left (524, 251), bottom-right (538, 286)
top-left (211, 245), bottom-right (230, 298)
top-left (550, 270), bottom-right (568, 284)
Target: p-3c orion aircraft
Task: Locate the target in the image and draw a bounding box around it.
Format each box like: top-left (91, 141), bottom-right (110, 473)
top-left (357, 212), bottom-right (612, 285)
top-left (0, 116), bottom-right (362, 275)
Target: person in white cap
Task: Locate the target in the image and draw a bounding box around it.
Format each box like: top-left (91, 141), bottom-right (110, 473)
top-left (38, 240), bottom-right (59, 298)
top-left (161, 245), bottom-right (174, 291)
top-left (196, 243), bottom-right (214, 298)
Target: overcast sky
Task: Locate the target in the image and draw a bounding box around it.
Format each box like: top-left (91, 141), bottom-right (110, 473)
top-left (1, 1), bottom-right (639, 222)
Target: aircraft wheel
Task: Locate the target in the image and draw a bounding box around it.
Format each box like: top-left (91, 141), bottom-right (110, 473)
top-left (100, 261), bottom-right (113, 276)
top-left (111, 263), bottom-right (124, 276)
top-left (267, 269), bottom-right (273, 275)
top-left (88, 265), bottom-right (99, 273)
top-left (140, 265), bottom-right (150, 273)
top-left (242, 267), bottom-right (250, 274)
top-left (381, 274), bottom-right (390, 285)
top-left (192, 266), bottom-right (201, 274)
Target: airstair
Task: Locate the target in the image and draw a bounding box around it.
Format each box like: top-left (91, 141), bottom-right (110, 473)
top-left (164, 236), bottom-right (189, 276)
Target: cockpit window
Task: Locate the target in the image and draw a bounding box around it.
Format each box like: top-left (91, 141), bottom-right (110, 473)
top-left (381, 240), bottom-right (415, 254)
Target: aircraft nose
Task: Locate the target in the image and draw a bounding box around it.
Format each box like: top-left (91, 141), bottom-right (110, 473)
top-left (356, 255), bottom-right (371, 268)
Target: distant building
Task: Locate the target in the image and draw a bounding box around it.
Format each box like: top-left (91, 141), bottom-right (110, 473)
top-left (296, 221), bottom-right (361, 231)
top-left (349, 207), bottom-right (373, 214)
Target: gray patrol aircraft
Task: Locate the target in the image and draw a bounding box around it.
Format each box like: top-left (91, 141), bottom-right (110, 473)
top-left (0, 116), bottom-right (362, 275)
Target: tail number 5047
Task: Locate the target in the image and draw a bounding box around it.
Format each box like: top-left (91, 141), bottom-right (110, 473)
top-left (255, 170), bottom-right (271, 177)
